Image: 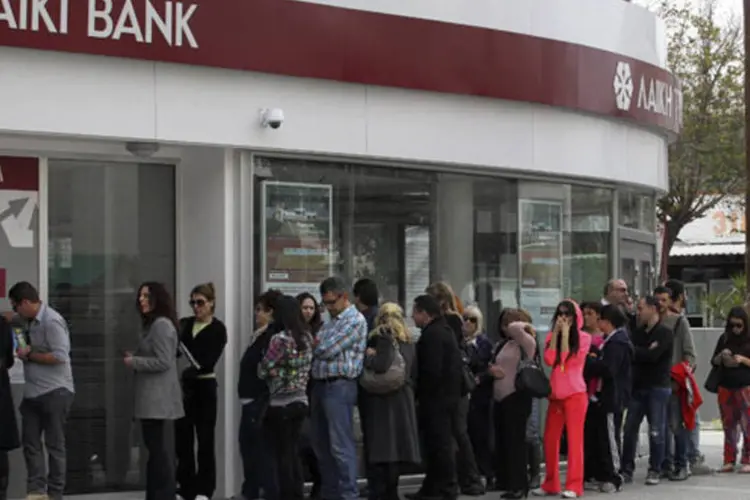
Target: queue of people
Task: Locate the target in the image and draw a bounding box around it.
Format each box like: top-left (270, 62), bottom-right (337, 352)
top-left (0, 274), bottom-right (746, 500)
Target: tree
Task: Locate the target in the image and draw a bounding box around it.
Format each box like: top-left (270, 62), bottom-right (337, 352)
top-left (656, 0), bottom-right (745, 257)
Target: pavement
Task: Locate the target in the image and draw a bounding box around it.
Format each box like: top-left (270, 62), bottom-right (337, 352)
top-left (38, 431), bottom-right (750, 500)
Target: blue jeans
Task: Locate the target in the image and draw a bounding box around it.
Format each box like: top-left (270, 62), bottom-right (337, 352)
top-left (663, 394), bottom-right (690, 470)
top-left (239, 399), bottom-right (277, 500)
top-left (621, 387), bottom-right (671, 475)
top-left (689, 412), bottom-right (702, 463)
top-left (311, 378), bottom-right (359, 500)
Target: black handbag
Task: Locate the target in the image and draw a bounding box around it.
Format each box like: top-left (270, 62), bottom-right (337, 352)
top-left (515, 345), bottom-right (551, 399)
top-left (705, 334), bottom-right (726, 394)
top-left (704, 365), bottom-right (721, 394)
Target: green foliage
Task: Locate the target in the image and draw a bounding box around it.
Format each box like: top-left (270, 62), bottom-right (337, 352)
top-left (705, 273), bottom-right (746, 322)
top-left (655, 0), bottom-right (745, 255)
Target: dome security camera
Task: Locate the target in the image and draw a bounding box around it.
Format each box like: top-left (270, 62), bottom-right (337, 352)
top-left (125, 141), bottom-right (160, 158)
top-left (260, 108), bottom-right (285, 130)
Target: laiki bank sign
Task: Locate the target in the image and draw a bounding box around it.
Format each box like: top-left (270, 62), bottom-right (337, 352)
top-left (0, 0), bottom-right (199, 48)
top-left (613, 61), bottom-right (683, 130)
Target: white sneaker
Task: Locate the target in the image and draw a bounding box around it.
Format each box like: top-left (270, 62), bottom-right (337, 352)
top-left (195, 496), bottom-right (210, 500)
top-left (561, 491), bottom-right (578, 499)
top-left (532, 489), bottom-right (554, 497)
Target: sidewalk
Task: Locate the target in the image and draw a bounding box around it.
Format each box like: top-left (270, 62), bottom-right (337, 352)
top-left (22, 431), bottom-right (730, 500)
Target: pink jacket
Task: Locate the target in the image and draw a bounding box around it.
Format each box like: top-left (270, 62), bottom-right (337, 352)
top-left (543, 299), bottom-right (592, 401)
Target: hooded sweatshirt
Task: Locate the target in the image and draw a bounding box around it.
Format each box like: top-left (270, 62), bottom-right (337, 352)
top-left (584, 326), bottom-right (634, 412)
top-left (543, 300), bottom-right (592, 401)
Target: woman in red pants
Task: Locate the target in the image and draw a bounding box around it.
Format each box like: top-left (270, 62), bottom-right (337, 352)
top-left (532, 300), bottom-right (591, 499)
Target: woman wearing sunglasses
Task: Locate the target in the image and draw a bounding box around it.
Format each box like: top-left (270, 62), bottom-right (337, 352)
top-left (711, 306), bottom-right (750, 473)
top-left (176, 283), bottom-right (228, 500)
top-left (533, 300), bottom-right (590, 499)
top-left (463, 305), bottom-right (496, 489)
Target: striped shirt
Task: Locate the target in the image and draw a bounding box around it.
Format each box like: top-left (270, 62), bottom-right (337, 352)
top-left (311, 305), bottom-right (367, 380)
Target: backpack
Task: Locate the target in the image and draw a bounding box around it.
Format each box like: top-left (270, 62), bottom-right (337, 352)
top-left (360, 334), bottom-right (407, 395)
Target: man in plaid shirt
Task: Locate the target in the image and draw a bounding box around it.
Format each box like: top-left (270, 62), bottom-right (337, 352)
top-left (310, 276), bottom-right (368, 500)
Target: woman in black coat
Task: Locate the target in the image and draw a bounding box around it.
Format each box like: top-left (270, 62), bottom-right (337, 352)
top-left (360, 303), bottom-right (421, 500)
top-left (0, 314), bottom-right (20, 500)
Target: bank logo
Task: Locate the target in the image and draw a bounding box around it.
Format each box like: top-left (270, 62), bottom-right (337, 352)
top-left (613, 61), bottom-right (634, 111)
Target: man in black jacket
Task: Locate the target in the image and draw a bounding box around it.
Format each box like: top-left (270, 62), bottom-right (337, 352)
top-left (620, 296), bottom-right (673, 486)
top-left (410, 295), bottom-right (462, 500)
top-left (584, 304), bottom-right (633, 492)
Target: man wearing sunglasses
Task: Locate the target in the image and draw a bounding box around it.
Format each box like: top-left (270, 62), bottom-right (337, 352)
top-left (310, 277), bottom-right (368, 500)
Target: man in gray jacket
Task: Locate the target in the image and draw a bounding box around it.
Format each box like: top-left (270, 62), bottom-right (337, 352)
top-left (655, 280), bottom-right (712, 477)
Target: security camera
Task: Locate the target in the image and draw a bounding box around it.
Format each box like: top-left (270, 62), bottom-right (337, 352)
top-left (260, 108), bottom-right (284, 130)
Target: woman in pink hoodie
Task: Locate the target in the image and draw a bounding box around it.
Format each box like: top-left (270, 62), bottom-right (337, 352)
top-left (532, 300), bottom-right (591, 499)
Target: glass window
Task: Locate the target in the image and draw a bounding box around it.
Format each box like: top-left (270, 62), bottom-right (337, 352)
top-left (253, 158), bottom-right (518, 335)
top-left (640, 195), bottom-right (656, 232)
top-left (517, 183), bottom-right (613, 326)
top-left (569, 186), bottom-right (612, 301)
top-left (618, 190), bottom-right (639, 229)
top-left (47, 160), bottom-right (175, 494)
top-left (254, 158), bottom-right (435, 311)
top-left (619, 190), bottom-right (656, 232)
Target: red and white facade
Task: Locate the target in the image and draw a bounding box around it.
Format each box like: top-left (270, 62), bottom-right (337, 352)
top-left (0, 0), bottom-right (676, 497)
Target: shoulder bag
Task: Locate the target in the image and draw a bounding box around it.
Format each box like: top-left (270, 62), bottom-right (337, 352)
top-left (360, 335), bottom-right (407, 395)
top-left (515, 342), bottom-right (551, 399)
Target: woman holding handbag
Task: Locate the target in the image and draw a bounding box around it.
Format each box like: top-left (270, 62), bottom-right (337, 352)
top-left (489, 321), bottom-right (538, 499)
top-left (710, 306), bottom-right (750, 473)
top-left (360, 303), bottom-right (421, 500)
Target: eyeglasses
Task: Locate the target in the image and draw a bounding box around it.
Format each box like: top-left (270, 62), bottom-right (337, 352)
top-left (463, 316), bottom-right (478, 324)
top-left (322, 296), bottom-right (341, 306)
top-left (730, 321), bottom-right (744, 330)
top-left (189, 299), bottom-right (207, 308)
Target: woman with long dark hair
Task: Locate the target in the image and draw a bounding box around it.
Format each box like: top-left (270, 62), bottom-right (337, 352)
top-left (712, 306), bottom-right (750, 473)
top-left (259, 295), bottom-right (314, 500)
top-left (296, 292), bottom-right (323, 499)
top-left (124, 282), bottom-right (184, 500)
top-left (297, 292), bottom-right (323, 336)
top-left (533, 300), bottom-right (590, 499)
top-left (175, 283), bottom-right (228, 500)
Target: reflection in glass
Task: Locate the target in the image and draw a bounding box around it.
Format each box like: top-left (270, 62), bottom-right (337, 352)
top-left (569, 187), bottom-right (612, 300)
top-left (48, 160), bottom-right (175, 494)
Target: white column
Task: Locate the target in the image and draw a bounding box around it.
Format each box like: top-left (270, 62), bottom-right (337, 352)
top-left (177, 146), bottom-right (239, 498)
top-left (436, 177), bottom-right (474, 299)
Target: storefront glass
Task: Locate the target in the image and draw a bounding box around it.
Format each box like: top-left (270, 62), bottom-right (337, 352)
top-left (252, 158), bottom-right (518, 332)
top-left (619, 190), bottom-right (655, 232)
top-left (517, 183), bottom-right (612, 329)
top-left (45, 160), bottom-right (175, 495)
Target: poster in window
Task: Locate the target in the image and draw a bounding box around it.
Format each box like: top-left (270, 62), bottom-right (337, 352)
top-left (519, 199), bottom-right (562, 329)
top-left (261, 181), bottom-right (333, 297)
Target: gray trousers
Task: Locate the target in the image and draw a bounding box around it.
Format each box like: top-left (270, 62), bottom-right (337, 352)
top-left (20, 388), bottom-right (74, 499)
